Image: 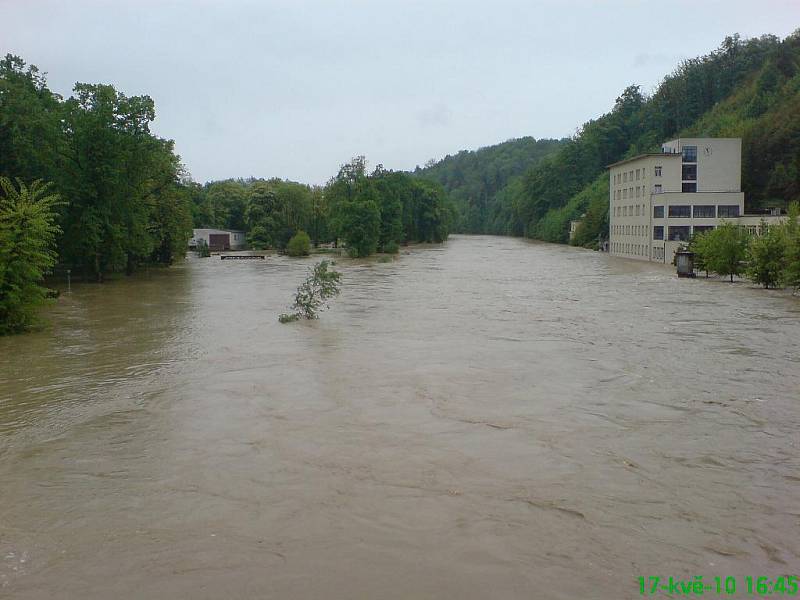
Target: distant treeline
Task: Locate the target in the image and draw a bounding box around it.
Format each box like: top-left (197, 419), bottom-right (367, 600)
top-left (412, 137), bottom-right (566, 234)
top-left (417, 32), bottom-right (800, 249)
top-left (189, 156), bottom-right (452, 257)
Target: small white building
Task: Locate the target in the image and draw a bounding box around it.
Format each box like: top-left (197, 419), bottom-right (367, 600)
top-left (569, 217), bottom-right (584, 241)
top-left (608, 138), bottom-right (787, 264)
top-left (189, 229), bottom-right (246, 251)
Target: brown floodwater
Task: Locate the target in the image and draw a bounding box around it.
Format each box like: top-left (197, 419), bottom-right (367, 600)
top-left (1, 235), bottom-right (798, 599)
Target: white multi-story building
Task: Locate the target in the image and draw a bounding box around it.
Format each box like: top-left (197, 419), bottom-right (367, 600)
top-left (608, 138), bottom-right (784, 264)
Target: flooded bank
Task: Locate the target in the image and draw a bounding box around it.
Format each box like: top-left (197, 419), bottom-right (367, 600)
top-left (1, 235), bottom-right (798, 599)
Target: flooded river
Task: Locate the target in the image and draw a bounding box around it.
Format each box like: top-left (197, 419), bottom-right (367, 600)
top-left (1, 235), bottom-right (798, 599)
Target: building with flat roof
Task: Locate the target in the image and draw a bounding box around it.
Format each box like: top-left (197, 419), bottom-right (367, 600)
top-left (189, 228), bottom-right (246, 252)
top-left (608, 138), bottom-right (787, 264)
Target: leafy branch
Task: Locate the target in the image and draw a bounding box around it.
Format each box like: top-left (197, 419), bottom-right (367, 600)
top-left (279, 260), bottom-right (341, 323)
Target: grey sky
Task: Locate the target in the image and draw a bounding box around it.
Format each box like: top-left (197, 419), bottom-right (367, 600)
top-left (3, 0), bottom-right (799, 184)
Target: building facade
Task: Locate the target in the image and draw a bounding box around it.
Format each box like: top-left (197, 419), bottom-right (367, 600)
top-left (189, 229), bottom-right (246, 251)
top-left (608, 138), bottom-right (784, 264)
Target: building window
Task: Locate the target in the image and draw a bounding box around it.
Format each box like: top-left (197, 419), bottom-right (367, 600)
top-left (693, 225), bottom-right (714, 235)
top-left (682, 146), bottom-right (697, 162)
top-left (668, 226), bottom-right (691, 241)
top-left (653, 205), bottom-right (664, 219)
top-left (718, 205), bottom-right (740, 218)
top-left (653, 226), bottom-right (664, 240)
top-left (623, 189), bottom-right (628, 199)
top-left (654, 166), bottom-right (662, 177)
top-left (623, 172), bottom-right (628, 183)
top-left (654, 184), bottom-right (662, 193)
top-left (668, 205), bottom-right (691, 218)
top-left (682, 182), bottom-right (697, 193)
top-left (636, 169), bottom-right (640, 181)
top-left (693, 205), bottom-right (715, 218)
top-left (682, 164), bottom-right (697, 181)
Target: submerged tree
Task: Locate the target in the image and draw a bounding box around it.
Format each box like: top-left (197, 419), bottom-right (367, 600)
top-left (703, 222), bottom-right (751, 282)
top-left (279, 260), bottom-right (341, 323)
top-left (0, 178), bottom-right (63, 334)
top-left (747, 221), bottom-right (786, 288)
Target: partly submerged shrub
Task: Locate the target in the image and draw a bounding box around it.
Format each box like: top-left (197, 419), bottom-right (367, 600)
top-left (279, 260), bottom-right (342, 323)
top-left (286, 230), bottom-right (311, 257)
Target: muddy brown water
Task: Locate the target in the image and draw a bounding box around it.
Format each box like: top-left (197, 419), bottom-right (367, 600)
top-left (1, 235), bottom-right (798, 599)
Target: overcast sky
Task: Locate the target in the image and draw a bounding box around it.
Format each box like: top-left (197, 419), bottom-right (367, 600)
top-left (2, 0), bottom-right (799, 184)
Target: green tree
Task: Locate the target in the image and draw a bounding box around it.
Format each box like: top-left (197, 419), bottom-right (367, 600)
top-left (339, 189), bottom-right (381, 257)
top-left (245, 183), bottom-right (289, 250)
top-left (782, 202), bottom-right (800, 290)
top-left (0, 55), bottom-right (63, 186)
top-left (687, 231), bottom-right (712, 277)
top-left (747, 221), bottom-right (786, 288)
top-left (704, 222), bottom-right (750, 282)
top-left (370, 165), bottom-right (404, 250)
top-left (203, 180), bottom-right (249, 230)
top-left (0, 178), bottom-right (62, 334)
top-left (326, 157), bottom-right (380, 256)
top-left (57, 83), bottom-right (191, 279)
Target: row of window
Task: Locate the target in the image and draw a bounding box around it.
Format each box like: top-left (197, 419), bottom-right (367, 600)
top-left (611, 242), bottom-right (650, 256)
top-left (612, 224), bottom-right (649, 237)
top-left (613, 203), bottom-right (740, 220)
top-left (610, 243), bottom-right (670, 261)
top-left (614, 166), bottom-right (663, 186)
top-left (614, 186), bottom-right (648, 201)
top-left (653, 225), bottom-right (715, 242)
top-left (613, 203), bottom-right (647, 217)
top-left (653, 204), bottom-right (740, 219)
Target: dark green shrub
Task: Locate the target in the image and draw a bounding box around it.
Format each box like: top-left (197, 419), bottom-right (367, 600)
top-left (0, 178), bottom-right (62, 334)
top-left (286, 230), bottom-right (312, 257)
top-left (383, 240), bottom-right (400, 254)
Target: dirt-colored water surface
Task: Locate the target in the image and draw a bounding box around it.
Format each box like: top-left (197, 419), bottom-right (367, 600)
top-left (1, 235), bottom-right (798, 599)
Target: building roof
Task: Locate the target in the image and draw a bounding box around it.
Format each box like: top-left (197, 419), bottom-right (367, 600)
top-left (192, 228), bottom-right (245, 234)
top-left (606, 153), bottom-right (680, 169)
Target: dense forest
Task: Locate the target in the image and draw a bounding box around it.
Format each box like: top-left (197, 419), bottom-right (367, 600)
top-left (413, 137), bottom-right (565, 234)
top-left (0, 55), bottom-right (194, 282)
top-left (417, 32), bottom-right (800, 248)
